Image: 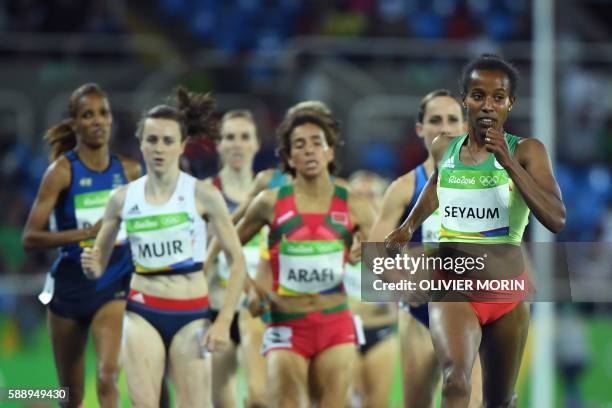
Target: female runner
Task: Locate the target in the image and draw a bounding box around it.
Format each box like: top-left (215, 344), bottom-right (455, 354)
top-left (206, 109), bottom-right (267, 407)
top-left (235, 107), bottom-right (375, 407)
top-left (386, 54), bottom-right (565, 406)
top-left (81, 88), bottom-right (246, 406)
top-left (22, 83), bottom-right (140, 408)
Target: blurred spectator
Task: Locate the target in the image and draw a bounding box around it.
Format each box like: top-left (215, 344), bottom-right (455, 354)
top-left (560, 66), bottom-right (608, 164)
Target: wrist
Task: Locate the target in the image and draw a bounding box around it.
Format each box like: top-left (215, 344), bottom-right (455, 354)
top-left (503, 157), bottom-right (521, 176)
top-left (81, 227), bottom-right (92, 241)
top-left (214, 311), bottom-right (233, 326)
top-left (403, 221), bottom-right (414, 238)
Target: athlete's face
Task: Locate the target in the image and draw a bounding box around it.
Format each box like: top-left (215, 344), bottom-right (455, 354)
top-left (349, 177), bottom-right (384, 211)
top-left (416, 96), bottom-right (465, 151)
top-left (140, 118), bottom-right (185, 174)
top-left (288, 122), bottom-right (333, 178)
top-left (73, 93), bottom-right (112, 149)
top-left (464, 70), bottom-right (515, 140)
top-left (218, 117), bottom-right (259, 171)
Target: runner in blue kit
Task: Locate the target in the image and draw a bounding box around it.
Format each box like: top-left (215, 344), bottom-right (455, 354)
top-left (22, 83), bottom-right (141, 408)
top-left (370, 89), bottom-right (482, 407)
top-left (81, 87), bottom-right (247, 406)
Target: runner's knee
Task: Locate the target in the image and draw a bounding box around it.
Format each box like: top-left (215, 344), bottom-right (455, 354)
top-left (442, 366), bottom-right (471, 399)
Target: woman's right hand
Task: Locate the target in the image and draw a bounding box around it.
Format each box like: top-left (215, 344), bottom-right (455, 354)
top-left (384, 227), bottom-right (412, 251)
top-left (245, 285), bottom-right (271, 318)
top-left (81, 247), bottom-right (102, 279)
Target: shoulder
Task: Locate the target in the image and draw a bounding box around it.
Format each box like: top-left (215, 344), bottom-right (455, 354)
top-left (202, 176), bottom-right (214, 186)
top-left (514, 137), bottom-right (548, 164)
top-left (108, 184), bottom-right (129, 212)
top-left (43, 155), bottom-right (72, 188)
top-left (242, 187), bottom-right (277, 223)
top-left (255, 187), bottom-right (279, 208)
top-left (516, 136), bottom-right (545, 150)
top-left (333, 176), bottom-right (349, 188)
top-left (195, 179), bottom-right (221, 200)
top-left (116, 155), bottom-right (142, 182)
top-left (256, 168), bottom-right (275, 184)
top-left (387, 171), bottom-right (416, 203)
top-left (394, 171), bottom-right (416, 191)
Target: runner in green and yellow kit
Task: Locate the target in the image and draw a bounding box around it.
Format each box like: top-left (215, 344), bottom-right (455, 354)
top-left (386, 54), bottom-right (566, 407)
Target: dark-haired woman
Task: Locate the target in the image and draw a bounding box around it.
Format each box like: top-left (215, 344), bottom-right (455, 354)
top-left (386, 54), bottom-right (565, 406)
top-left (81, 88), bottom-right (246, 406)
top-left (22, 83), bottom-right (141, 408)
top-left (235, 106), bottom-right (375, 407)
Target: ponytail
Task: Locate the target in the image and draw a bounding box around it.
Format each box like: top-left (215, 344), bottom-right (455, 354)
top-left (44, 119), bottom-right (76, 161)
top-left (136, 86), bottom-right (219, 142)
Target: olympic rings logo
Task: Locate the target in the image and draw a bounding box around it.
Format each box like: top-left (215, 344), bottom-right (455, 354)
top-left (479, 176), bottom-right (499, 186)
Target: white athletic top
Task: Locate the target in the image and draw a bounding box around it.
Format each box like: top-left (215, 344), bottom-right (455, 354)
top-left (121, 172), bottom-right (207, 275)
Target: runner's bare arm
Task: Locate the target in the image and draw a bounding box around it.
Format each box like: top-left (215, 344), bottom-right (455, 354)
top-left (23, 158), bottom-right (97, 250)
top-left (230, 169), bottom-right (273, 224)
top-left (369, 174), bottom-right (414, 242)
top-left (199, 182), bottom-right (247, 323)
top-left (81, 187), bottom-right (126, 279)
top-left (508, 138), bottom-right (565, 233)
top-left (386, 135), bottom-right (451, 247)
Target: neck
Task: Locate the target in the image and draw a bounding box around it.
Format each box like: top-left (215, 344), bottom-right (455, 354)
top-left (467, 129), bottom-right (487, 151)
top-left (146, 167), bottom-right (181, 196)
top-left (74, 144), bottom-right (109, 170)
top-left (220, 165), bottom-right (253, 186)
top-left (294, 172), bottom-right (333, 196)
top-left (423, 155), bottom-right (436, 175)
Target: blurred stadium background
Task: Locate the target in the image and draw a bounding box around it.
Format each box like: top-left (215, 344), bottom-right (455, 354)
top-left (0, 0), bottom-right (610, 407)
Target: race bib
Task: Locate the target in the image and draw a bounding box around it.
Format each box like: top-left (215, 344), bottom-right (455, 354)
top-left (126, 212), bottom-right (194, 273)
top-left (421, 209), bottom-right (440, 243)
top-left (439, 170), bottom-right (510, 236)
top-left (74, 189), bottom-right (127, 246)
top-left (278, 239), bottom-right (345, 295)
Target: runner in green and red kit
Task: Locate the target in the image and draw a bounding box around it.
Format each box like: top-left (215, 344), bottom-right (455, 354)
top-left (386, 54), bottom-right (566, 406)
top-left (234, 107), bottom-right (375, 407)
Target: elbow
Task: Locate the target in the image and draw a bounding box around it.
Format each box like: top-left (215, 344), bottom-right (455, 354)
top-left (552, 215), bottom-right (566, 234)
top-left (547, 219), bottom-right (565, 234)
top-left (21, 232), bottom-right (36, 252)
top-left (547, 207), bottom-right (566, 234)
